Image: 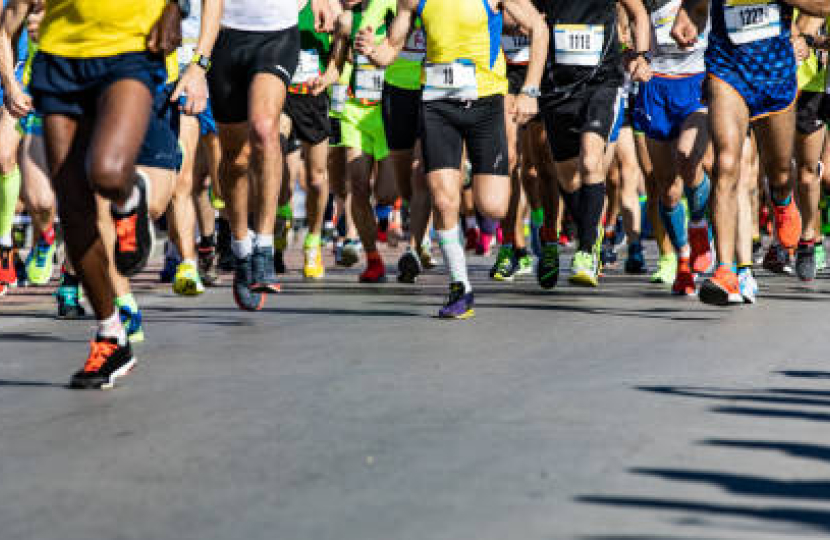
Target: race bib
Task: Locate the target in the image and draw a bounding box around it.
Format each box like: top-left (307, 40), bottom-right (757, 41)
top-left (724, 0), bottom-right (781, 45)
top-left (502, 34), bottom-right (530, 65)
top-left (422, 60), bottom-right (478, 101)
top-left (554, 24), bottom-right (604, 67)
top-left (354, 55), bottom-right (385, 101)
top-left (400, 28), bottom-right (426, 62)
top-left (178, 37), bottom-right (198, 67)
top-left (292, 49), bottom-right (321, 85)
top-left (331, 83), bottom-right (348, 113)
top-left (652, 1), bottom-right (684, 54)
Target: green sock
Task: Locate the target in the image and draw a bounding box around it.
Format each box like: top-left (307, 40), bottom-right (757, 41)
top-left (304, 232), bottom-right (321, 249)
top-left (277, 202), bottom-right (293, 221)
top-left (530, 207), bottom-right (545, 228)
top-left (115, 293), bottom-right (138, 312)
top-left (0, 166), bottom-right (21, 245)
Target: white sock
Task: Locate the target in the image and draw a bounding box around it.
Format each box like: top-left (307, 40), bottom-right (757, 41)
top-left (0, 234), bottom-right (11, 247)
top-left (464, 216), bottom-right (478, 230)
top-left (437, 225), bottom-right (471, 293)
top-left (254, 233), bottom-right (274, 249)
top-left (98, 311), bottom-right (126, 345)
top-left (114, 185), bottom-right (140, 215)
top-left (231, 234), bottom-right (253, 259)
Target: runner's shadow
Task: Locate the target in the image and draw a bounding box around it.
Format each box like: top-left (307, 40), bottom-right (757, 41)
top-left (0, 379), bottom-right (66, 388)
top-left (0, 332), bottom-right (84, 343)
top-left (776, 370), bottom-right (830, 379)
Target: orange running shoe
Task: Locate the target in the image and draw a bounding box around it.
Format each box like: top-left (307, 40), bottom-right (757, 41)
top-left (699, 266), bottom-right (742, 306)
top-left (359, 251), bottom-right (387, 283)
top-left (689, 221), bottom-right (714, 275)
top-left (0, 245), bottom-right (16, 287)
top-left (672, 257), bottom-right (696, 296)
top-left (69, 337), bottom-right (136, 390)
top-left (774, 197), bottom-right (802, 250)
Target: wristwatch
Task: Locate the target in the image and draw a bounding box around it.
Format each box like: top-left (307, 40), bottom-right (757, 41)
top-left (634, 50), bottom-right (652, 63)
top-left (191, 53), bottom-right (212, 71)
top-left (521, 86), bottom-right (541, 99)
top-left (173, 0), bottom-right (191, 18)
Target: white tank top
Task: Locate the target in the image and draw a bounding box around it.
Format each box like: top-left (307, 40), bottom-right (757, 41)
top-left (649, 0), bottom-right (708, 75)
top-left (222, 0), bottom-right (298, 32)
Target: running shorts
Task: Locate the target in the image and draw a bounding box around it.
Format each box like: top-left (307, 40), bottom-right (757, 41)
top-left (632, 73), bottom-right (706, 141)
top-left (541, 84), bottom-right (625, 162)
top-left (137, 84), bottom-right (183, 171)
top-left (285, 92), bottom-right (331, 145)
top-left (340, 99), bottom-right (388, 160)
top-left (421, 95), bottom-right (508, 176)
top-left (506, 64), bottom-right (527, 96)
top-left (796, 91), bottom-right (830, 135)
top-left (381, 83), bottom-right (421, 151)
top-left (208, 26), bottom-right (300, 124)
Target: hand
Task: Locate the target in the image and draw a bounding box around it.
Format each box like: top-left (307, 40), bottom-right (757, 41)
top-left (354, 27), bottom-right (376, 58)
top-left (4, 82), bottom-right (32, 119)
top-left (171, 63), bottom-right (208, 115)
top-left (312, 0), bottom-right (335, 32)
top-left (512, 94), bottom-right (538, 126)
top-left (146, 2), bottom-right (183, 56)
top-left (627, 55), bottom-right (652, 83)
top-left (309, 71), bottom-right (335, 96)
top-left (670, 7), bottom-right (699, 49)
top-left (792, 34), bottom-right (810, 62)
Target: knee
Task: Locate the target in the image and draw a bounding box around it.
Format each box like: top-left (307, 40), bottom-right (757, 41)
top-left (87, 156), bottom-right (133, 201)
top-left (432, 190), bottom-right (460, 221)
top-left (798, 163), bottom-right (821, 188)
top-left (250, 116), bottom-right (280, 151)
top-left (714, 151), bottom-right (740, 183)
top-left (306, 166), bottom-right (328, 194)
top-left (476, 191), bottom-right (508, 220)
top-left (220, 146), bottom-right (250, 184)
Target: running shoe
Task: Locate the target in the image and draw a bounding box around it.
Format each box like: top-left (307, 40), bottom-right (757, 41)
top-left (340, 240), bottom-right (360, 267)
top-left (303, 246), bottom-right (325, 280)
top-left (359, 253), bottom-right (386, 283)
top-left (515, 251), bottom-right (533, 276)
top-left (476, 232), bottom-right (494, 256)
top-left (491, 245), bottom-right (516, 281)
top-left (0, 282), bottom-right (8, 296)
top-left (159, 253), bottom-right (179, 283)
top-left (397, 249), bottom-right (422, 284)
top-left (699, 266), bottom-right (742, 306)
top-left (816, 242), bottom-right (827, 272)
top-left (216, 219), bottom-right (235, 271)
top-left (795, 241), bottom-right (817, 282)
top-left (0, 245), bottom-right (17, 288)
top-left (763, 243), bottom-right (791, 275)
top-left (537, 242), bottom-right (560, 290)
top-left (738, 267), bottom-right (758, 304)
top-left (233, 255), bottom-right (266, 311)
top-left (118, 302), bottom-right (145, 344)
top-left (55, 279), bottom-right (86, 319)
top-left (25, 239), bottom-right (55, 286)
top-left (569, 250), bottom-right (599, 287)
top-left (689, 220), bottom-right (714, 275)
top-left (752, 239), bottom-right (764, 266)
top-left (173, 261), bottom-right (206, 296)
top-left (650, 253), bottom-right (677, 284)
top-left (418, 244), bottom-right (437, 270)
top-left (111, 173), bottom-right (152, 277)
top-left (773, 197), bottom-right (802, 250)
top-left (198, 244), bottom-right (220, 286)
top-left (438, 282), bottom-right (474, 319)
top-left (464, 226), bottom-right (480, 252)
top-left (600, 238), bottom-right (618, 267)
top-left (530, 223), bottom-right (542, 258)
top-left (69, 336), bottom-right (136, 390)
top-left (251, 246), bottom-right (281, 293)
top-left (625, 242), bottom-right (647, 274)
top-left (672, 257), bottom-right (696, 296)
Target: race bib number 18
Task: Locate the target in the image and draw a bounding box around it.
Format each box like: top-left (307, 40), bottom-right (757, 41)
top-left (724, 0), bottom-right (781, 45)
top-left (354, 54), bottom-right (385, 101)
top-left (422, 60), bottom-right (478, 101)
top-left (554, 24), bottom-right (604, 67)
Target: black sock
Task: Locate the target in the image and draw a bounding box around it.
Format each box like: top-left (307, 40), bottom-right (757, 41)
top-left (577, 183), bottom-right (606, 252)
top-left (199, 234), bottom-right (216, 249)
top-left (515, 247), bottom-right (528, 258)
top-left (560, 188), bottom-right (582, 242)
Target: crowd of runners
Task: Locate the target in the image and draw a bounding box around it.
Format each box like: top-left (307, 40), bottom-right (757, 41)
top-left (0, 0), bottom-right (829, 389)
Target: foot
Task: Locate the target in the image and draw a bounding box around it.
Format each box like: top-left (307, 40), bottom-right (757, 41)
top-left (476, 232), bottom-right (494, 256)
top-left (0, 245), bottom-right (17, 288)
top-left (773, 196), bottom-right (802, 250)
top-left (159, 253), bottom-right (180, 284)
top-left (600, 239), bottom-right (617, 268)
top-left (650, 253), bottom-right (677, 284)
top-left (397, 250), bottom-right (422, 284)
top-left (111, 174), bottom-right (152, 277)
top-left (173, 261), bottom-right (206, 296)
top-left (738, 267), bottom-right (758, 304)
top-left (359, 254), bottom-right (386, 283)
top-left (537, 242), bottom-right (560, 290)
top-left (624, 243), bottom-right (647, 274)
top-left (490, 246), bottom-right (516, 281)
top-left (689, 220), bottom-right (714, 275)
top-left (197, 244), bottom-right (221, 286)
top-left (515, 251), bottom-right (533, 276)
top-left (464, 227), bottom-right (480, 252)
top-left (699, 266), bottom-right (742, 306)
top-left (569, 250), bottom-right (599, 288)
top-left (55, 278), bottom-right (86, 320)
top-left (340, 240), bottom-right (360, 267)
top-left (671, 258), bottom-right (696, 296)
top-left (233, 255), bottom-right (266, 311)
top-left (251, 247), bottom-right (281, 293)
top-left (303, 246), bottom-right (325, 280)
top-left (762, 243), bottom-right (792, 275)
top-left (118, 302), bottom-right (145, 344)
top-left (816, 241), bottom-right (827, 273)
top-left (795, 241), bottom-right (817, 282)
top-left (25, 239), bottom-right (55, 286)
top-left (418, 244), bottom-right (437, 270)
top-left (438, 282), bottom-right (474, 319)
top-left (69, 337), bottom-right (136, 390)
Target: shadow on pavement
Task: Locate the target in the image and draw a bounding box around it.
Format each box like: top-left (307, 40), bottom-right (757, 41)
top-left (0, 379), bottom-right (66, 388)
top-left (776, 370), bottom-right (830, 379)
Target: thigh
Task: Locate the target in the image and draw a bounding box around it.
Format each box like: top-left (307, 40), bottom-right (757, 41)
top-left (208, 30), bottom-right (251, 124)
top-left (249, 73), bottom-right (288, 134)
top-left (753, 107), bottom-right (796, 177)
top-left (708, 76), bottom-right (751, 174)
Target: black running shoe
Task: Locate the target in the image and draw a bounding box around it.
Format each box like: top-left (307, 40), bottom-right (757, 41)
top-left (763, 243), bottom-right (790, 275)
top-left (216, 219), bottom-right (235, 271)
top-left (273, 248), bottom-right (286, 275)
top-left (251, 247), bottom-right (281, 293)
top-left (600, 239), bottom-right (618, 267)
top-left (233, 255), bottom-right (266, 311)
top-left (795, 241), bottom-right (816, 282)
top-left (111, 174), bottom-right (152, 277)
top-left (69, 336), bottom-right (135, 390)
top-left (198, 244), bottom-right (220, 286)
top-left (624, 242), bottom-right (647, 274)
top-left (397, 250), bottom-right (422, 283)
top-left (537, 242), bottom-right (559, 290)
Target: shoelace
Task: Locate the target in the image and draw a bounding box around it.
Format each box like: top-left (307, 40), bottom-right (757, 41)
top-left (114, 214), bottom-right (139, 252)
top-left (83, 340), bottom-right (119, 373)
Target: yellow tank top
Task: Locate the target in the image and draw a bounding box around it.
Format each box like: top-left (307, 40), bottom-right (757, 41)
top-left (40, 0), bottom-right (166, 58)
top-left (417, 0), bottom-right (507, 98)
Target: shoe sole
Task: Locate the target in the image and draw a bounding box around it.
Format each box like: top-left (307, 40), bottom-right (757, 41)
top-left (233, 286), bottom-right (266, 312)
top-left (173, 280), bottom-right (205, 296)
top-left (438, 309), bottom-right (475, 320)
top-left (303, 272), bottom-right (325, 281)
top-left (492, 274), bottom-right (515, 282)
top-left (569, 273), bottom-right (598, 287)
top-left (359, 276), bottom-right (387, 284)
top-left (251, 283), bottom-right (281, 294)
top-left (699, 281), bottom-right (742, 306)
top-left (341, 251), bottom-right (359, 267)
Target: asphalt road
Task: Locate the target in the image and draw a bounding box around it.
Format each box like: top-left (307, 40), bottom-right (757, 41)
top-left (2, 243), bottom-right (830, 540)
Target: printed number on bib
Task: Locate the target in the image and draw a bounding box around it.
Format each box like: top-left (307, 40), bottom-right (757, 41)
top-left (502, 34), bottom-right (530, 65)
top-left (724, 0), bottom-right (781, 45)
top-left (292, 50), bottom-right (321, 85)
top-left (554, 24), bottom-right (604, 67)
top-left (400, 28), bottom-right (426, 62)
top-left (354, 55), bottom-right (385, 101)
top-left (422, 60), bottom-right (477, 101)
top-left (331, 83), bottom-right (348, 113)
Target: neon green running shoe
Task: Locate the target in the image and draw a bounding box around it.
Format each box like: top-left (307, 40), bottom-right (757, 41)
top-left (650, 252), bottom-right (678, 284)
top-left (816, 242), bottom-right (827, 272)
top-left (26, 240), bottom-right (55, 286)
top-left (173, 261), bottom-right (205, 296)
top-left (569, 250), bottom-right (599, 287)
top-left (515, 252), bottom-right (533, 276)
top-left (490, 245), bottom-right (515, 281)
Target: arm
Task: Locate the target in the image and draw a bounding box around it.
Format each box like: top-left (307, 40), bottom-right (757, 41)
top-left (787, 0), bottom-right (830, 17)
top-left (501, 0), bottom-right (548, 124)
top-left (0, 0), bottom-right (32, 118)
top-left (792, 13), bottom-right (824, 60)
top-left (312, 0), bottom-right (337, 32)
top-left (354, 0), bottom-right (417, 67)
top-left (619, 0), bottom-right (652, 82)
top-left (171, 0), bottom-right (223, 115)
top-left (310, 11), bottom-right (351, 95)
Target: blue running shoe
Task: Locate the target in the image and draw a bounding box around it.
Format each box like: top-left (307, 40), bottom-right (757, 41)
top-left (438, 282), bottom-right (474, 319)
top-left (625, 242), bottom-right (647, 274)
top-left (159, 254), bottom-right (179, 284)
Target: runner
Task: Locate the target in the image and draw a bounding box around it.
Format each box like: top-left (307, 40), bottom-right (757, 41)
top-left (672, 0), bottom-right (827, 305)
top-left (356, 0), bottom-right (548, 318)
top-left (539, 0), bottom-right (652, 289)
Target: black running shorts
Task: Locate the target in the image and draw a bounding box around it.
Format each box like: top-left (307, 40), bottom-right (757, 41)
top-left (381, 83), bottom-right (422, 151)
top-left (208, 26), bottom-right (300, 124)
top-left (285, 92), bottom-right (331, 145)
top-left (796, 91), bottom-right (830, 136)
top-left (421, 95), bottom-right (508, 176)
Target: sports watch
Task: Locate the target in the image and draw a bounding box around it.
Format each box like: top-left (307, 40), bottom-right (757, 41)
top-left (191, 53), bottom-right (212, 71)
top-left (521, 86), bottom-right (541, 99)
